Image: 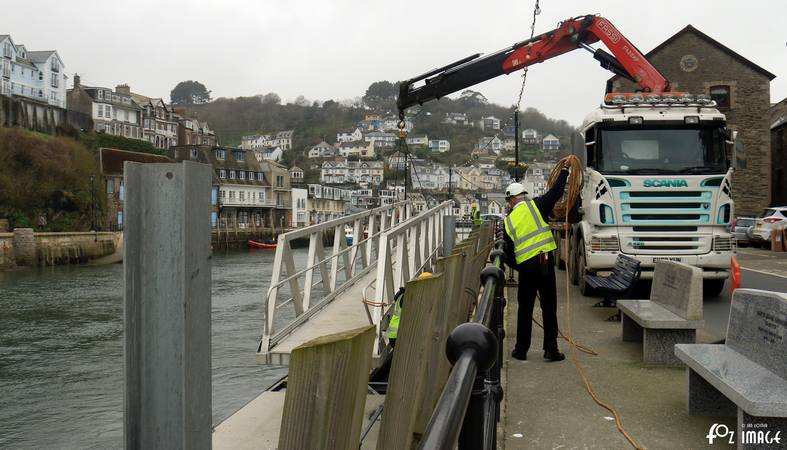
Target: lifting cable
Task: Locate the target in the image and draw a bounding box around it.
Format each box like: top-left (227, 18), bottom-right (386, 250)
top-left (546, 154), bottom-right (645, 450)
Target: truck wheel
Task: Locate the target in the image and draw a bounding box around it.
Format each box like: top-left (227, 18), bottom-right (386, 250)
top-left (577, 238), bottom-right (594, 296)
top-left (568, 240), bottom-right (579, 286)
top-left (703, 279), bottom-right (725, 297)
top-left (554, 231), bottom-right (566, 270)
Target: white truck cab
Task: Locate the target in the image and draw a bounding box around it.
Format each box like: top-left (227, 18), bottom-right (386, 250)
top-left (560, 93), bottom-right (736, 296)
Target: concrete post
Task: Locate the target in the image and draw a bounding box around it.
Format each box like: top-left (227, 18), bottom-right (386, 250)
top-left (442, 215), bottom-right (456, 256)
top-left (12, 228), bottom-right (36, 266)
top-left (124, 161), bottom-right (212, 450)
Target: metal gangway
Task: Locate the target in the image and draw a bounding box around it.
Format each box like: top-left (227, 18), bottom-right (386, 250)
top-left (258, 200), bottom-right (455, 364)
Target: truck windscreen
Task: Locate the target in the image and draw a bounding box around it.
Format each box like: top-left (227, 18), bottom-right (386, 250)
top-left (596, 127), bottom-right (727, 175)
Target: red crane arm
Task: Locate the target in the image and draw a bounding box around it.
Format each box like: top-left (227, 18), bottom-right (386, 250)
top-left (502, 16), bottom-right (669, 93)
top-left (397, 15), bottom-right (670, 112)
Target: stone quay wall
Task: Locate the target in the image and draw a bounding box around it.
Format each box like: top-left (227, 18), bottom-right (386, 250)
top-left (0, 230), bottom-right (121, 269)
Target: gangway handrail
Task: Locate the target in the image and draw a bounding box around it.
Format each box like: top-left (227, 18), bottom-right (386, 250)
top-left (259, 200), bottom-right (413, 356)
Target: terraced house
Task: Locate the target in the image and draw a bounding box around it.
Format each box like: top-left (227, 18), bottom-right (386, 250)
top-left (0, 34), bottom-right (68, 108)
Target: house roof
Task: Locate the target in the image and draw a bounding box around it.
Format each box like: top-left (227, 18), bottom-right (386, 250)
top-left (610, 25), bottom-right (776, 82)
top-left (27, 50), bottom-right (59, 64)
top-left (100, 148), bottom-right (172, 176)
top-left (543, 134), bottom-right (558, 140)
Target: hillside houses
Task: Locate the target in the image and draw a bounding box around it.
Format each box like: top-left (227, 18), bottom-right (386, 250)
top-left (308, 141), bottom-right (337, 158)
top-left (240, 130), bottom-right (293, 150)
top-left (320, 159), bottom-right (384, 187)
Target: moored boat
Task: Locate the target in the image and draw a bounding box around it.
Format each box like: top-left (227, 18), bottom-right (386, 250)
top-left (248, 240), bottom-right (277, 249)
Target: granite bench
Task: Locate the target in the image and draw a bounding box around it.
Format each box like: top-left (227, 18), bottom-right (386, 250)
top-left (675, 289), bottom-right (787, 449)
top-left (617, 261), bottom-right (703, 366)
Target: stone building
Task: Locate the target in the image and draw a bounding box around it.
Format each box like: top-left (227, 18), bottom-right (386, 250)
top-left (770, 98), bottom-right (787, 206)
top-left (609, 25), bottom-right (776, 216)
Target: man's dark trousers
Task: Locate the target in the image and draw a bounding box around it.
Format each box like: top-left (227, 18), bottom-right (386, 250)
top-left (515, 253), bottom-right (559, 353)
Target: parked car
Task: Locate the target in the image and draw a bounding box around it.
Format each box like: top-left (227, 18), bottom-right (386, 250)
top-left (730, 216), bottom-right (756, 247)
top-left (481, 213), bottom-right (504, 222)
top-left (747, 206), bottom-right (787, 248)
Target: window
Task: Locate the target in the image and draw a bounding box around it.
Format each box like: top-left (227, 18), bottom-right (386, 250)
top-left (248, 171), bottom-right (253, 180)
top-left (257, 172), bottom-right (264, 181)
top-left (709, 85), bottom-right (731, 110)
top-left (220, 190), bottom-right (226, 200)
top-left (50, 72), bottom-right (58, 88)
top-left (107, 179), bottom-right (115, 193)
top-left (117, 211), bottom-right (123, 229)
top-left (235, 151), bottom-right (245, 161)
top-left (276, 175), bottom-right (283, 187)
top-left (97, 104), bottom-right (103, 118)
top-left (119, 183), bottom-right (124, 201)
top-left (190, 148), bottom-right (198, 159)
top-left (239, 191), bottom-right (245, 202)
top-left (38, 71), bottom-right (42, 81)
top-left (97, 90), bottom-right (103, 100)
top-left (229, 170), bottom-right (236, 179)
top-left (239, 171), bottom-right (245, 180)
top-left (219, 169), bottom-right (226, 179)
top-left (215, 149), bottom-right (226, 160)
top-left (106, 105), bottom-right (112, 118)
top-left (229, 191), bottom-right (236, 201)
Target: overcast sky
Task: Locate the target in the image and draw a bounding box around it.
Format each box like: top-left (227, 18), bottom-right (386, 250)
top-left (5, 0), bottom-right (786, 126)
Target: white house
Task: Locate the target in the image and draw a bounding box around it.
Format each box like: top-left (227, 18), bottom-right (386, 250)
top-left (0, 35), bottom-right (68, 108)
top-left (68, 79), bottom-right (143, 139)
top-left (289, 166), bottom-right (304, 184)
top-left (364, 131), bottom-right (397, 149)
top-left (321, 159), bottom-right (384, 187)
top-left (481, 116), bottom-right (501, 131)
top-left (542, 134), bottom-right (560, 151)
top-left (291, 188), bottom-right (308, 227)
top-left (410, 161), bottom-right (451, 190)
top-left (256, 146), bottom-right (283, 162)
top-left (405, 135), bottom-right (429, 146)
top-left (308, 141), bottom-right (337, 158)
top-left (241, 130), bottom-right (294, 150)
top-left (337, 140), bottom-right (375, 158)
top-left (428, 139), bottom-right (451, 153)
top-left (522, 128), bottom-right (539, 144)
top-left (443, 112), bottom-right (469, 126)
top-left (337, 127), bottom-right (363, 143)
top-left (478, 135), bottom-right (503, 154)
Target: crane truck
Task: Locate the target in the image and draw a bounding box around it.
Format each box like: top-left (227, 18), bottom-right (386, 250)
top-left (397, 15), bottom-right (736, 296)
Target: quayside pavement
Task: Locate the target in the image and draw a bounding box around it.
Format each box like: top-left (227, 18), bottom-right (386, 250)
top-left (501, 279), bottom-right (735, 449)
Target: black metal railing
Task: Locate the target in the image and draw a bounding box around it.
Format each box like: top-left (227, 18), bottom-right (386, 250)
top-left (418, 224), bottom-right (508, 450)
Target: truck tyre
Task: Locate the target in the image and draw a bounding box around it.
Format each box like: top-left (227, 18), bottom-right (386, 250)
top-left (703, 279), bottom-right (725, 297)
top-left (553, 231), bottom-right (566, 270)
top-left (577, 238), bottom-right (594, 296)
top-left (568, 238), bottom-right (579, 286)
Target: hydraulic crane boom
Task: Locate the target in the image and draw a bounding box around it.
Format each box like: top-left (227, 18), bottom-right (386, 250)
top-left (397, 15), bottom-right (670, 112)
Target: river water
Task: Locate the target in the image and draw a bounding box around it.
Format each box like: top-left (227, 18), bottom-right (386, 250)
top-left (0, 248), bottom-right (305, 449)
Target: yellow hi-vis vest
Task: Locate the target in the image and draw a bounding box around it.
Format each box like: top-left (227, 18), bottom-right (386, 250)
top-left (504, 199), bottom-right (556, 264)
top-left (387, 299), bottom-right (401, 339)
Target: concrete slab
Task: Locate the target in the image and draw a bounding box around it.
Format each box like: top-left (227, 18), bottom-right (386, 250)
top-left (502, 277), bottom-right (735, 449)
top-left (261, 270), bottom-right (378, 365)
top-left (213, 391), bottom-right (384, 450)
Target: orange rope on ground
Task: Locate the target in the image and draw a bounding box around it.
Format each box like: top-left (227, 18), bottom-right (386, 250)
top-left (553, 154), bottom-right (645, 450)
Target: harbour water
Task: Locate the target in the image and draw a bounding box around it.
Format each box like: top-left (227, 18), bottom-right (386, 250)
top-left (0, 248), bottom-right (304, 449)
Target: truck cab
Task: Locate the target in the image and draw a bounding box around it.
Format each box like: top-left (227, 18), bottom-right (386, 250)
top-left (564, 93), bottom-right (735, 296)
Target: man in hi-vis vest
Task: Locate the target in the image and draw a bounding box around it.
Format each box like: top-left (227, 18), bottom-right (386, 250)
top-left (503, 160), bottom-right (571, 362)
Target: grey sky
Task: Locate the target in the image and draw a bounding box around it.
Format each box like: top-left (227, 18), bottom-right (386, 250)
top-left (5, 0), bottom-right (786, 126)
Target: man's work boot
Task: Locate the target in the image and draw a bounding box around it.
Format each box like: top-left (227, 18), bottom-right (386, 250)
top-left (511, 347), bottom-right (528, 361)
top-left (543, 350), bottom-right (565, 362)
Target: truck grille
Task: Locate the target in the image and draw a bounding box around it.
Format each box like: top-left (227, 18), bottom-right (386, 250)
top-left (713, 236), bottom-right (735, 252)
top-left (620, 233), bottom-right (712, 254)
top-left (619, 190), bottom-right (714, 225)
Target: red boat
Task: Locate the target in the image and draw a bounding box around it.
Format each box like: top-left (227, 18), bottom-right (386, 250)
top-left (247, 240), bottom-right (277, 249)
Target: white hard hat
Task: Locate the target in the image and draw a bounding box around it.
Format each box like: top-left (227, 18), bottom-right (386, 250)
top-left (505, 183), bottom-right (527, 198)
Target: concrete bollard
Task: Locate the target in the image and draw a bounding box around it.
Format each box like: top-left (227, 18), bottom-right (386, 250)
top-left (12, 228), bottom-right (36, 266)
top-left (123, 161), bottom-right (213, 450)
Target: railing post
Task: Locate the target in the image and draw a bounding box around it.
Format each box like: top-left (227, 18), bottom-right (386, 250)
top-left (442, 215), bottom-right (456, 256)
top-left (123, 161), bottom-right (212, 449)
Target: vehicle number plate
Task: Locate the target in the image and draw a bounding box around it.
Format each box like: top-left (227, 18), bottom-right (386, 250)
top-left (653, 257), bottom-right (682, 263)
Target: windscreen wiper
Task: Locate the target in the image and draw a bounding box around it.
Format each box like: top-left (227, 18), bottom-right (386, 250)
top-left (677, 166), bottom-right (725, 174)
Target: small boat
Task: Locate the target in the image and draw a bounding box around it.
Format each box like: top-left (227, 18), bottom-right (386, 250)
top-left (345, 226), bottom-right (353, 246)
top-left (248, 240), bottom-right (277, 249)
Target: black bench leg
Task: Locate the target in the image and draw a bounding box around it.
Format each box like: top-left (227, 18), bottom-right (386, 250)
top-left (606, 311), bottom-right (621, 322)
top-left (737, 409), bottom-right (787, 449)
top-left (687, 368), bottom-right (736, 417)
top-left (593, 296), bottom-right (616, 308)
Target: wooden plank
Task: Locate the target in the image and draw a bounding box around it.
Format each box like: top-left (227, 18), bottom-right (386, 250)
top-left (124, 161), bottom-right (212, 449)
top-left (377, 273), bottom-right (444, 450)
top-left (415, 253), bottom-right (467, 433)
top-left (279, 326), bottom-right (376, 450)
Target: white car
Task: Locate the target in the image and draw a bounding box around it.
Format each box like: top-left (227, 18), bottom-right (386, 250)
top-left (748, 206), bottom-right (787, 247)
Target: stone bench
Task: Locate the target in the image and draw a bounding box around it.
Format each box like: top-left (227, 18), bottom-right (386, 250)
top-left (675, 289), bottom-right (787, 449)
top-left (617, 260), bottom-right (703, 366)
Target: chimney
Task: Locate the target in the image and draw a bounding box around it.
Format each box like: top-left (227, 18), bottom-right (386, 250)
top-left (116, 84), bottom-right (131, 95)
top-left (73, 74), bottom-right (80, 88)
